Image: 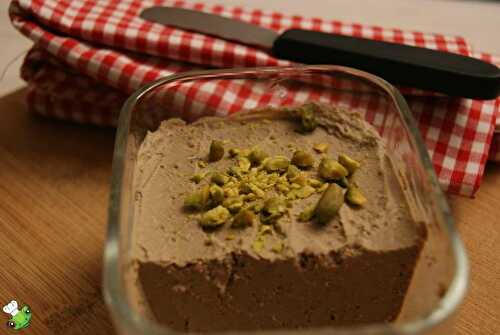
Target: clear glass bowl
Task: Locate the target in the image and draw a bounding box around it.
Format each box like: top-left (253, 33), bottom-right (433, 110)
top-left (103, 65), bottom-right (468, 335)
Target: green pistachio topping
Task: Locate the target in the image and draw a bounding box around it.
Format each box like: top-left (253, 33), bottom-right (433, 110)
top-left (248, 148), bottom-right (269, 166)
top-left (261, 197), bottom-right (287, 224)
top-left (211, 172), bottom-right (228, 186)
top-left (314, 183), bottom-right (344, 224)
top-left (184, 185), bottom-right (210, 211)
top-left (345, 186), bottom-right (367, 206)
top-left (208, 140), bottom-right (225, 162)
top-left (318, 158), bottom-right (349, 181)
top-left (264, 156), bottom-right (290, 173)
top-left (338, 154), bottom-right (361, 175)
top-left (199, 205), bottom-right (230, 228)
top-left (291, 150), bottom-right (315, 169)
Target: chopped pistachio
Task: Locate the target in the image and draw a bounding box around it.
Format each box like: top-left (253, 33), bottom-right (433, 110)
top-left (239, 182), bottom-right (253, 194)
top-left (291, 150), bottom-right (314, 169)
top-left (208, 140), bottom-right (225, 162)
top-left (264, 156), bottom-right (290, 173)
top-left (225, 234), bottom-right (236, 241)
top-left (184, 185), bottom-right (210, 210)
top-left (246, 200), bottom-right (264, 213)
top-left (314, 183), bottom-right (344, 224)
top-left (295, 104), bottom-right (318, 132)
top-left (243, 193), bottom-right (257, 201)
top-left (224, 186), bottom-right (239, 198)
top-left (199, 205), bottom-right (230, 228)
top-left (318, 158), bottom-right (349, 181)
top-left (222, 196), bottom-right (243, 213)
top-left (249, 184), bottom-right (265, 198)
top-left (307, 178), bottom-right (323, 188)
top-left (276, 183), bottom-right (290, 194)
top-left (289, 173), bottom-right (307, 186)
top-left (286, 164), bottom-right (301, 180)
top-left (271, 241), bottom-right (284, 253)
top-left (190, 172), bottom-right (206, 183)
top-left (197, 160), bottom-right (207, 168)
top-left (231, 209), bottom-right (255, 228)
top-left (228, 148), bottom-right (240, 157)
top-left (238, 157), bottom-right (251, 172)
top-left (345, 186), bottom-right (367, 206)
top-left (261, 197), bottom-right (287, 224)
top-left (211, 172), bottom-right (228, 186)
top-left (338, 154), bottom-right (361, 175)
top-left (298, 206), bottom-right (315, 222)
top-left (252, 236), bottom-right (264, 254)
top-left (290, 183), bottom-right (302, 190)
top-left (297, 185), bottom-right (316, 199)
top-left (209, 184), bottom-right (225, 205)
top-left (313, 143), bottom-right (329, 153)
top-left (248, 148), bottom-right (269, 166)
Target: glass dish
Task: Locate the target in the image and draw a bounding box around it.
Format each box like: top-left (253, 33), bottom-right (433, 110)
top-left (103, 65), bottom-right (468, 335)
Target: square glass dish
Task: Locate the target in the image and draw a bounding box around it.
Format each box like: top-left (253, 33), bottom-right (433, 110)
top-left (104, 65), bottom-right (468, 335)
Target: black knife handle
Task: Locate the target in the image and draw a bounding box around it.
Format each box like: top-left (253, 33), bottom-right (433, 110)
top-left (272, 29), bottom-right (500, 100)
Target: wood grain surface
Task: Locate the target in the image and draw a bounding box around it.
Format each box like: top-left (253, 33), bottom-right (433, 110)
top-left (0, 88), bottom-right (498, 334)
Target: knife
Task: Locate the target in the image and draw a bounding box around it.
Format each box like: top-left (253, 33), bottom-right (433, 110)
top-left (140, 7), bottom-right (500, 100)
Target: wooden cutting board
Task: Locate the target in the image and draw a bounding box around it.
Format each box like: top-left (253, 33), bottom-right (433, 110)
top-left (0, 89), bottom-right (498, 335)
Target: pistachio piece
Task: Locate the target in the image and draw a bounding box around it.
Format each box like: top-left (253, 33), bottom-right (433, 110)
top-left (345, 186), bottom-right (367, 206)
top-left (248, 148), bottom-right (269, 166)
top-left (314, 183), bottom-right (344, 224)
top-left (291, 150), bottom-right (314, 169)
top-left (297, 185), bottom-right (316, 199)
top-left (286, 164), bottom-right (301, 180)
top-left (197, 161), bottom-right (207, 168)
top-left (231, 209), bottom-right (255, 228)
top-left (271, 241), bottom-right (284, 253)
top-left (239, 182), bottom-right (253, 194)
top-left (211, 172), bottom-right (228, 186)
top-left (261, 197), bottom-right (287, 224)
top-left (223, 196), bottom-right (244, 213)
top-left (224, 186), bottom-right (239, 198)
top-left (298, 206), bottom-right (315, 222)
top-left (228, 148), bottom-right (240, 157)
top-left (297, 104), bottom-right (318, 132)
top-left (289, 173), bottom-right (307, 186)
top-left (208, 140), bottom-right (224, 162)
top-left (199, 205), bottom-right (230, 228)
top-left (338, 154), bottom-right (361, 175)
top-left (246, 200), bottom-right (264, 213)
top-left (252, 236), bottom-right (264, 253)
top-left (307, 178), bottom-right (323, 188)
top-left (209, 184), bottom-right (225, 206)
top-left (318, 158), bottom-right (349, 181)
top-left (190, 172), bottom-right (206, 184)
top-left (313, 143), bottom-right (329, 153)
top-left (184, 185), bottom-right (210, 210)
top-left (264, 156), bottom-right (290, 173)
top-left (238, 157), bottom-right (251, 172)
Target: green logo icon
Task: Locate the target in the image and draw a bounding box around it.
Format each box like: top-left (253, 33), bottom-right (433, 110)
top-left (3, 301), bottom-right (31, 330)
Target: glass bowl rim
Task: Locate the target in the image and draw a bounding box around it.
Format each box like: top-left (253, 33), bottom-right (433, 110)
top-left (103, 64), bottom-right (468, 335)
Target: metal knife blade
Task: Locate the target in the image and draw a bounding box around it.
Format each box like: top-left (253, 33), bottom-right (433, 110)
top-left (141, 7), bottom-right (278, 49)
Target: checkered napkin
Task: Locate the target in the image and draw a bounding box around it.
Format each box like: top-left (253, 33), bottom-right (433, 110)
top-left (9, 0), bottom-right (500, 196)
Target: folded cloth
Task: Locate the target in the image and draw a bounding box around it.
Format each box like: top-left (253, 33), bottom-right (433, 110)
top-left (9, 0), bottom-right (499, 196)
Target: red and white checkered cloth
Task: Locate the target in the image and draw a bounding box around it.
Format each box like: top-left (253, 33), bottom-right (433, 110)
top-left (8, 0), bottom-right (500, 196)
